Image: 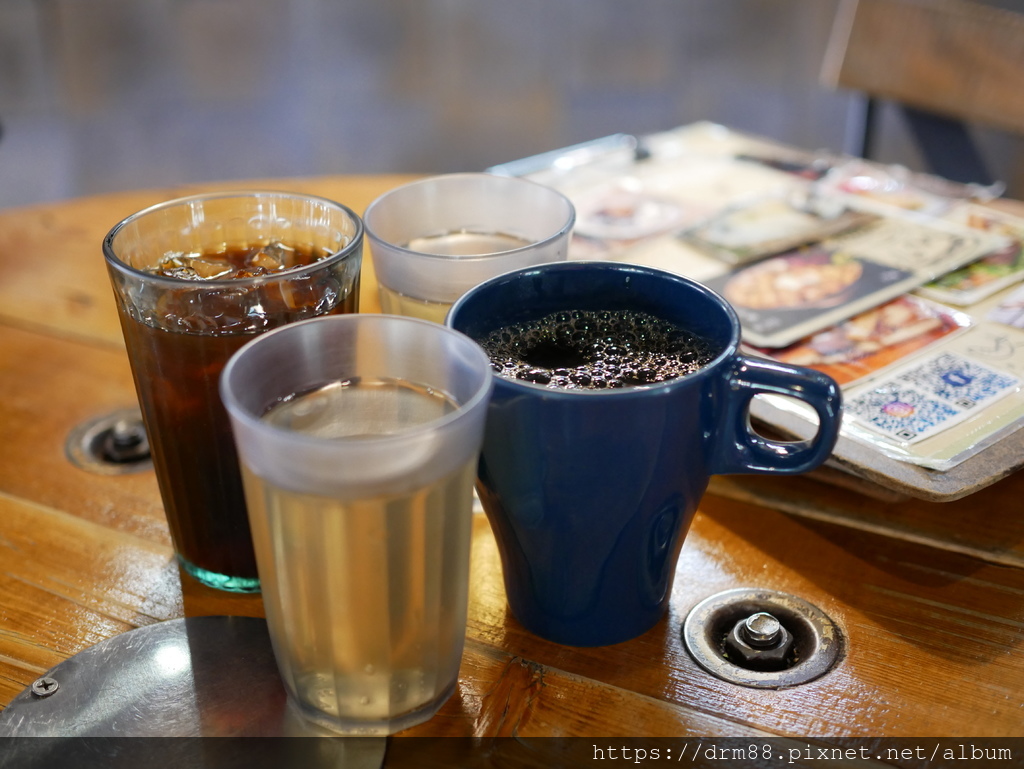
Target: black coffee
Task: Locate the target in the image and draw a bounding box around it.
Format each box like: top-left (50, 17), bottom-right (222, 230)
top-left (477, 309), bottom-right (719, 390)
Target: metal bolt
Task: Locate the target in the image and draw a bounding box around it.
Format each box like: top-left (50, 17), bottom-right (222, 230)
top-left (740, 612), bottom-right (783, 648)
top-left (31, 677), bottom-right (59, 698)
top-left (100, 418), bottom-right (150, 464)
top-left (110, 419), bottom-right (143, 446)
top-left (723, 612), bottom-right (794, 671)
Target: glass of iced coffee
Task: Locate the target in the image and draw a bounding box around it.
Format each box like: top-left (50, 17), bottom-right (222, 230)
top-left (103, 191), bottom-right (363, 593)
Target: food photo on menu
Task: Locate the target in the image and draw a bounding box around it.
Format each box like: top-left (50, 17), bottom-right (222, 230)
top-left (744, 295), bottom-right (973, 386)
top-left (705, 245), bottom-right (915, 349)
top-left (917, 204), bottom-right (1024, 306)
top-left (703, 213), bottom-right (1006, 348)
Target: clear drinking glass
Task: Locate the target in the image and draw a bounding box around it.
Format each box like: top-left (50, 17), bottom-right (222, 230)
top-left (220, 314), bottom-right (493, 735)
top-left (103, 191), bottom-right (363, 593)
top-left (364, 173), bottom-right (575, 323)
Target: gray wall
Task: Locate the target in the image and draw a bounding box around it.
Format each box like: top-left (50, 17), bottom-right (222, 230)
top-left (1, 0), bottom-right (1020, 210)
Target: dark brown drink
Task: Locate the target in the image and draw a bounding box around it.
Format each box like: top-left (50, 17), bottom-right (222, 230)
top-left (477, 309), bottom-right (718, 389)
top-left (116, 244), bottom-right (359, 590)
top-left (105, 192), bottom-right (363, 593)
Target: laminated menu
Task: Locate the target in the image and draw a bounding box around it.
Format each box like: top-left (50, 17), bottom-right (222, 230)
top-left (705, 212), bottom-right (1006, 348)
top-left (677, 191), bottom-right (878, 266)
top-left (756, 324), bottom-right (1024, 470)
top-left (493, 121), bottom-right (1024, 474)
top-left (917, 204), bottom-right (1024, 306)
top-left (745, 295), bottom-right (972, 387)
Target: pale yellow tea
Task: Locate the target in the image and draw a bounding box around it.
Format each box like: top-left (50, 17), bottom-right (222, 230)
top-left (243, 377), bottom-right (475, 733)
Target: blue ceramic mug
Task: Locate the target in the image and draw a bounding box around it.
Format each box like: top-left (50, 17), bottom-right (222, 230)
top-left (447, 262), bottom-right (842, 647)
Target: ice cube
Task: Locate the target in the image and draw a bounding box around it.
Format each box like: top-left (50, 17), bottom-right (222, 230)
top-left (152, 252), bottom-right (202, 280)
top-left (247, 241), bottom-right (295, 272)
top-left (189, 257), bottom-right (234, 279)
top-left (155, 252), bottom-right (189, 271)
top-left (275, 277), bottom-right (315, 311)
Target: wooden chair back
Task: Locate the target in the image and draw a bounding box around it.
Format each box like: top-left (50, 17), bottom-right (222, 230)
top-left (822, 0), bottom-right (1024, 134)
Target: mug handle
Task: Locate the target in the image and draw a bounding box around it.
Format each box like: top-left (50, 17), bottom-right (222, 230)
top-left (709, 355), bottom-right (842, 476)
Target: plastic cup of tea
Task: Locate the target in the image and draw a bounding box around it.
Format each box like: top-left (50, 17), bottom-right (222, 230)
top-left (220, 314), bottom-right (493, 735)
top-left (103, 191), bottom-right (363, 593)
top-left (364, 173), bottom-right (575, 323)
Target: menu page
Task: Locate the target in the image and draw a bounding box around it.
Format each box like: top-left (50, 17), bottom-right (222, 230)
top-left (499, 122), bottom-right (1022, 470)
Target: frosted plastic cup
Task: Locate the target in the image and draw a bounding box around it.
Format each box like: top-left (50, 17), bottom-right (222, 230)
top-left (103, 191), bottom-right (363, 593)
top-left (364, 173), bottom-right (575, 323)
top-left (220, 314), bottom-right (493, 735)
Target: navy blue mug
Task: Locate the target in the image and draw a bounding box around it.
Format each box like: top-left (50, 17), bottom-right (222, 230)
top-left (447, 262), bottom-right (842, 646)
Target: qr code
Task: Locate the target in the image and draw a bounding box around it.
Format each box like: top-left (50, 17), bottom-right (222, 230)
top-left (845, 385), bottom-right (962, 442)
top-left (903, 353), bottom-right (1019, 407)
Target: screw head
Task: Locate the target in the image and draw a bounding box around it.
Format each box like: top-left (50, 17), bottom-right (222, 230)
top-left (741, 612), bottom-right (783, 648)
top-left (31, 677), bottom-right (59, 698)
top-left (723, 613), bottom-right (794, 671)
top-left (100, 418), bottom-right (150, 464)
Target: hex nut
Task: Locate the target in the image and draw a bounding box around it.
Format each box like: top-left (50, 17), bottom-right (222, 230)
top-left (723, 617), bottom-right (794, 671)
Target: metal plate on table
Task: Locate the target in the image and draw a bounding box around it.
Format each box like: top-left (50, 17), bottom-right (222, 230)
top-left (0, 616), bottom-right (386, 767)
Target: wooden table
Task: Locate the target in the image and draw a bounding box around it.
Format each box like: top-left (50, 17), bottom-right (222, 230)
top-left (2, 177), bottom-right (1023, 751)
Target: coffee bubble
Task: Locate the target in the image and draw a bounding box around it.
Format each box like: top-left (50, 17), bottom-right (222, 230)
top-left (478, 310), bottom-right (719, 390)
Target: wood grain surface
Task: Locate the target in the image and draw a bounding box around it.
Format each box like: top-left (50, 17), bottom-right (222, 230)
top-left (1, 177), bottom-right (1022, 742)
